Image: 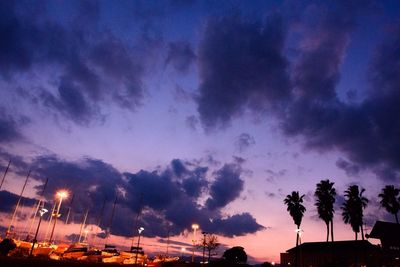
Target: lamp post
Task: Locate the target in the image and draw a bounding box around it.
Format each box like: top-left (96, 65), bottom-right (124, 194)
top-left (202, 231), bottom-right (208, 267)
top-left (49, 190), bottom-right (68, 243)
top-left (191, 224), bottom-right (199, 262)
top-left (29, 207), bottom-right (48, 257)
top-left (295, 228), bottom-right (304, 267)
top-left (135, 226), bottom-right (144, 266)
top-left (83, 228), bottom-right (89, 243)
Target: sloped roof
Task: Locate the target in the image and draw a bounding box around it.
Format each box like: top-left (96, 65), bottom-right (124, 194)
top-left (368, 221), bottom-right (400, 240)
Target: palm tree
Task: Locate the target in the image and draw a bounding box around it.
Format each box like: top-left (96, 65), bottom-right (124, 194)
top-left (314, 179), bottom-right (336, 242)
top-left (284, 191), bottom-right (306, 246)
top-left (341, 185), bottom-right (368, 240)
top-left (378, 185), bottom-right (400, 224)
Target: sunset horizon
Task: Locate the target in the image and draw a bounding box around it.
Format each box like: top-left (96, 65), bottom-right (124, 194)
top-left (1, 0), bottom-right (400, 265)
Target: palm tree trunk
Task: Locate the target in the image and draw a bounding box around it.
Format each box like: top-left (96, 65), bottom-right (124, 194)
top-left (361, 224), bottom-right (365, 240)
top-left (355, 231), bottom-right (357, 240)
top-left (295, 225), bottom-right (299, 267)
top-left (326, 222), bottom-right (329, 242)
top-left (395, 213), bottom-right (399, 224)
top-left (330, 219), bottom-right (334, 242)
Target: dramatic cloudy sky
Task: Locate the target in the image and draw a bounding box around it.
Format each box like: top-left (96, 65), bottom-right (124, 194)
top-left (1, 0), bottom-right (400, 263)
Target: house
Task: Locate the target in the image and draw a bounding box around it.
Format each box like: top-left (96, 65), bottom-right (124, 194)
top-left (367, 221), bottom-right (400, 266)
top-left (280, 240), bottom-right (381, 267)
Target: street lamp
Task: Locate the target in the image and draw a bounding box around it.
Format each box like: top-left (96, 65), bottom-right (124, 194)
top-left (191, 224), bottom-right (199, 262)
top-left (202, 231), bottom-right (208, 267)
top-left (49, 190), bottom-right (68, 243)
top-left (135, 226), bottom-right (145, 265)
top-left (30, 207), bottom-right (48, 257)
top-left (295, 228), bottom-right (304, 244)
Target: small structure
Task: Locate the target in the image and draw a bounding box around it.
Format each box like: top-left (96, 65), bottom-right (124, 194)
top-left (280, 240), bottom-right (381, 267)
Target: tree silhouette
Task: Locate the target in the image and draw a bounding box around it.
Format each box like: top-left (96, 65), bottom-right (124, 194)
top-left (378, 185), bottom-right (400, 224)
top-left (223, 246), bottom-right (247, 264)
top-left (314, 179), bottom-right (336, 242)
top-left (199, 233), bottom-right (220, 262)
top-left (284, 191), bottom-right (306, 246)
top-left (341, 185), bottom-right (368, 240)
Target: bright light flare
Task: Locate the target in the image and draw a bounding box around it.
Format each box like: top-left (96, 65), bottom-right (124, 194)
top-left (56, 190), bottom-right (69, 199)
top-left (191, 224), bottom-right (199, 230)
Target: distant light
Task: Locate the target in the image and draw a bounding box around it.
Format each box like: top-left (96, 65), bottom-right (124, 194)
top-left (271, 262), bottom-right (275, 266)
top-left (295, 229), bottom-right (304, 236)
top-left (192, 224), bottom-right (199, 230)
top-left (181, 247), bottom-right (186, 252)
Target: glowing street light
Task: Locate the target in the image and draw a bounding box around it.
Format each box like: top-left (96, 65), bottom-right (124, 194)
top-left (49, 190), bottom-right (68, 243)
top-left (30, 207), bottom-right (48, 256)
top-left (191, 224), bottom-right (199, 262)
top-left (135, 226), bottom-right (145, 265)
top-left (295, 228), bottom-right (304, 244)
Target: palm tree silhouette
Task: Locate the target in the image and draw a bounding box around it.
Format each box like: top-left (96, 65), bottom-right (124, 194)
top-left (341, 185), bottom-right (368, 240)
top-left (378, 185), bottom-right (400, 224)
top-left (284, 191), bottom-right (306, 246)
top-left (314, 179), bottom-right (336, 242)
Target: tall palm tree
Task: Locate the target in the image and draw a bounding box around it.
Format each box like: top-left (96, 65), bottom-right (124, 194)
top-left (378, 185), bottom-right (400, 224)
top-left (341, 185), bottom-right (368, 240)
top-left (284, 191), bottom-right (306, 246)
top-left (314, 179), bottom-right (336, 242)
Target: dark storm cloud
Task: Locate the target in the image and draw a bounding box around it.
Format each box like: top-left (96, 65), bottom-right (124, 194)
top-left (171, 159), bottom-right (187, 177)
top-left (0, 191), bottom-right (36, 216)
top-left (41, 79), bottom-right (94, 124)
top-left (126, 170), bottom-right (180, 211)
top-left (194, 1), bottom-right (400, 181)
top-left (124, 160), bottom-right (262, 237)
top-left (210, 213), bottom-right (265, 237)
top-left (0, 150), bottom-right (29, 175)
top-left (196, 13), bottom-right (291, 129)
top-left (290, 3), bottom-right (356, 102)
top-left (0, 1), bottom-right (148, 124)
top-left (0, 116), bottom-right (21, 143)
top-left (30, 155), bottom-right (124, 213)
top-left (206, 164), bottom-right (244, 210)
top-left (182, 167), bottom-right (208, 198)
top-left (281, 1), bottom-right (359, 137)
top-left (336, 158), bottom-right (360, 176)
top-left (166, 41), bottom-right (196, 73)
top-left (235, 133), bottom-right (255, 152)
top-left (0, 152), bottom-right (263, 237)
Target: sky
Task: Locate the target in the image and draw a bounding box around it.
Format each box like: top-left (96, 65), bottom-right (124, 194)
top-left (0, 0), bottom-right (400, 264)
